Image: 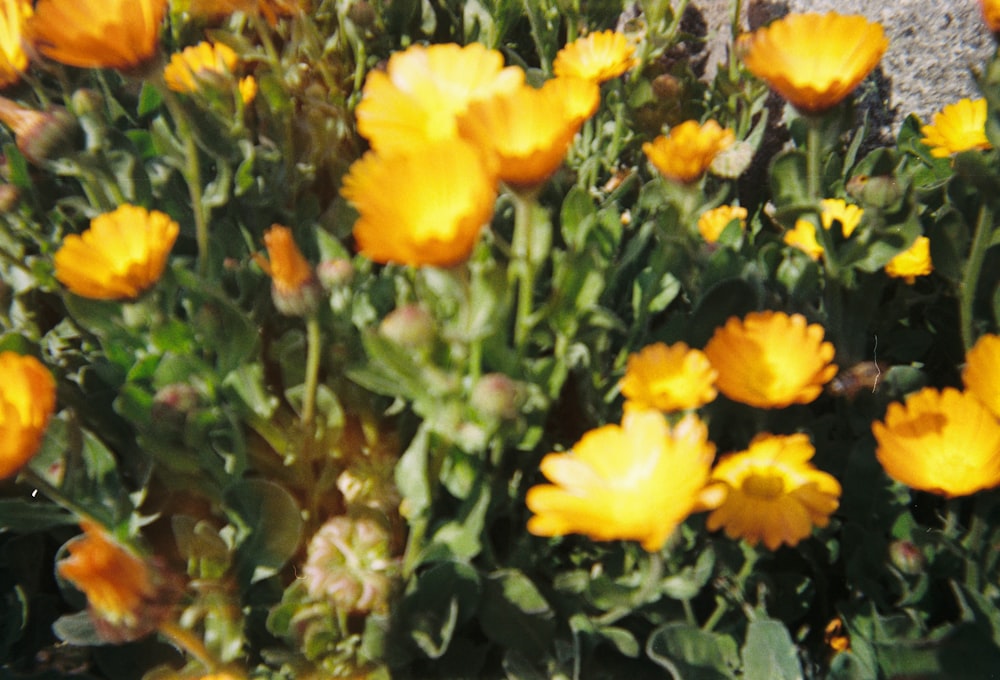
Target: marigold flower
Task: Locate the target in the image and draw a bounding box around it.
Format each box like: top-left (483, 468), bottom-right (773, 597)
top-left (982, 0), bottom-right (1000, 33)
top-left (28, 0), bottom-right (167, 71)
top-left (340, 138), bottom-right (497, 267)
top-left (526, 409), bottom-right (719, 552)
top-left (54, 204), bottom-right (179, 300)
top-left (884, 235), bottom-right (932, 284)
top-left (919, 98), bottom-right (992, 158)
top-left (703, 311), bottom-right (838, 409)
top-left (553, 30), bottom-right (637, 83)
top-left (738, 12), bottom-right (888, 113)
top-left (356, 42), bottom-right (524, 153)
top-left (163, 41), bottom-right (239, 94)
top-left (0, 0), bottom-right (32, 89)
top-left (0, 352), bottom-right (56, 479)
top-left (963, 334), bottom-right (1000, 419)
top-left (783, 218), bottom-right (824, 260)
top-left (705, 433), bottom-right (840, 550)
top-left (256, 225), bottom-right (319, 316)
top-left (643, 120), bottom-right (734, 183)
top-left (872, 387), bottom-right (1000, 497)
top-left (620, 342), bottom-right (717, 412)
top-left (697, 205), bottom-right (747, 243)
top-left (820, 198), bottom-right (863, 237)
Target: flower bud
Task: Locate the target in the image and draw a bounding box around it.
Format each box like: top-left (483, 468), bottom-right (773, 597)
top-left (347, 0), bottom-right (377, 29)
top-left (255, 225), bottom-right (320, 317)
top-left (889, 539), bottom-right (925, 576)
top-left (379, 304), bottom-right (435, 350)
top-left (846, 174), bottom-right (903, 209)
top-left (471, 373), bottom-right (522, 422)
top-left (317, 258), bottom-right (354, 289)
top-left (151, 383), bottom-right (200, 432)
top-left (0, 184), bottom-right (19, 212)
top-left (70, 88), bottom-right (104, 117)
top-left (0, 97), bottom-right (79, 164)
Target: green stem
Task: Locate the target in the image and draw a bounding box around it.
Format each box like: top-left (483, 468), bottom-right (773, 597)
top-left (510, 190), bottom-right (545, 350)
top-left (805, 116), bottom-right (823, 204)
top-left (158, 620), bottom-right (220, 672)
top-left (593, 550), bottom-right (664, 626)
top-left (18, 468), bottom-right (97, 525)
top-left (302, 315), bottom-right (322, 428)
top-left (522, 0), bottom-right (553, 75)
top-left (961, 203), bottom-right (993, 351)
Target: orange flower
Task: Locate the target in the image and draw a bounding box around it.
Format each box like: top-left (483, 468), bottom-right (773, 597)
top-left (697, 205), bottom-right (747, 243)
top-left (0, 352), bottom-right (56, 479)
top-left (643, 120), bottom-right (734, 183)
top-left (620, 342), bottom-right (717, 412)
top-left (163, 41), bottom-right (239, 94)
top-left (0, 0), bottom-right (32, 89)
top-left (553, 30), bottom-right (637, 83)
top-left (981, 0), bottom-right (1000, 33)
top-left (884, 236), bottom-right (932, 284)
top-left (185, 0), bottom-right (301, 25)
top-left (964, 334), bottom-right (1000, 419)
top-left (919, 98), bottom-right (992, 158)
top-left (256, 225), bottom-right (319, 316)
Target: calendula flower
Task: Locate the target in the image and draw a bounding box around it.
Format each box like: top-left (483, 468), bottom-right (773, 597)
top-left (54, 204), bottom-right (179, 300)
top-left (356, 42), bottom-right (524, 153)
top-left (919, 98), bottom-right (992, 157)
top-left (643, 120), bottom-right (734, 183)
top-left (982, 0), bottom-right (1000, 33)
top-left (705, 433), bottom-right (841, 550)
top-left (255, 225), bottom-right (319, 316)
top-left (163, 41), bottom-right (239, 93)
top-left (820, 198), bottom-right (863, 237)
top-left (340, 138), bottom-right (497, 267)
top-left (28, 0), bottom-right (167, 71)
top-left (885, 235), bottom-right (932, 284)
top-left (0, 0), bottom-right (32, 89)
top-left (872, 387), bottom-right (1000, 497)
top-left (697, 205), bottom-right (747, 243)
top-left (963, 334), bottom-right (1000, 419)
top-left (185, 0), bottom-right (300, 25)
top-left (704, 311), bottom-right (838, 409)
top-left (783, 218), bottom-right (824, 260)
top-left (738, 13), bottom-right (888, 113)
top-left (526, 409), bottom-right (719, 551)
top-left (0, 352), bottom-right (56, 479)
top-left (620, 342), bottom-right (717, 412)
top-left (553, 30), bottom-right (637, 83)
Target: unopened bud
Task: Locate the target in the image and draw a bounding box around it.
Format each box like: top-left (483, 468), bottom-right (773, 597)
top-left (0, 184), bottom-right (19, 212)
top-left (471, 373), bottom-right (522, 421)
top-left (347, 0), bottom-right (377, 29)
top-left (888, 540), bottom-right (925, 575)
top-left (317, 258), bottom-right (354, 289)
top-left (379, 304), bottom-right (435, 349)
top-left (846, 174), bottom-right (903, 209)
top-left (651, 74), bottom-right (683, 100)
top-left (151, 383), bottom-right (200, 431)
top-left (0, 97), bottom-right (79, 164)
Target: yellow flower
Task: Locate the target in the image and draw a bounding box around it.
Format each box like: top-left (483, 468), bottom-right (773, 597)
top-left (238, 75), bottom-right (257, 104)
top-left (54, 204), bottom-right (179, 300)
top-left (163, 41), bottom-right (239, 93)
top-left (820, 198), bottom-right (863, 237)
top-left (643, 120), bottom-right (734, 183)
top-left (697, 205), bottom-right (747, 243)
top-left (620, 342), bottom-right (717, 412)
top-left (705, 433), bottom-right (841, 550)
top-left (256, 224), bottom-right (318, 316)
top-left (703, 311), bottom-right (838, 409)
top-left (526, 409), bottom-right (719, 551)
top-left (28, 0), bottom-right (167, 71)
top-left (872, 387), bottom-right (1000, 497)
top-left (356, 42), bottom-right (524, 154)
top-left (982, 0), bottom-right (1000, 33)
top-left (963, 334), bottom-right (1000, 419)
top-left (885, 235), bottom-right (932, 284)
top-left (738, 12), bottom-right (888, 113)
top-left (919, 98), bottom-right (992, 158)
top-left (340, 138), bottom-right (497, 267)
top-left (553, 30), bottom-right (637, 83)
top-left (783, 218), bottom-right (824, 260)
top-left (185, 0), bottom-right (300, 25)
top-left (0, 352), bottom-right (56, 479)
top-left (0, 0), bottom-right (31, 89)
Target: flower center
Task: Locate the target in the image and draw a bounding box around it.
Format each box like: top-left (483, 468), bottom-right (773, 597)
top-left (743, 471), bottom-right (785, 500)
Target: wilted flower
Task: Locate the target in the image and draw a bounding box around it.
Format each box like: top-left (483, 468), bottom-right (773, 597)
top-left (884, 235), bottom-right (932, 284)
top-left (872, 387), bottom-right (1000, 497)
top-left (820, 198), bottom-right (863, 237)
top-left (163, 41), bottom-right (239, 93)
top-left (783, 218), bottom-right (824, 260)
top-left (703, 311), bottom-right (838, 408)
top-left (0, 352), bottom-right (56, 479)
top-left (619, 342), bottom-right (717, 412)
top-left (919, 98), bottom-right (992, 157)
top-left (705, 433), bottom-right (841, 550)
top-left (0, 0), bottom-right (32, 89)
top-left (256, 225), bottom-right (319, 316)
top-left (738, 12), bottom-right (888, 113)
top-left (964, 334), bottom-right (1000, 419)
top-left (552, 30), bottom-right (637, 83)
top-left (642, 120), bottom-right (734, 183)
top-left (54, 204), bottom-right (179, 300)
top-left (526, 409), bottom-right (719, 552)
top-left (697, 205), bottom-right (747, 243)
top-left (982, 0), bottom-right (1000, 33)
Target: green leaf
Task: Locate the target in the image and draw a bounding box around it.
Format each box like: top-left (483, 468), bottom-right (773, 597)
top-left (424, 478), bottom-right (490, 562)
top-left (742, 619), bottom-right (803, 680)
top-left (224, 479), bottom-right (302, 584)
top-left (398, 561), bottom-right (481, 660)
top-left (478, 569), bottom-right (555, 657)
top-left (769, 151), bottom-right (809, 209)
top-left (0, 500), bottom-right (75, 533)
top-left (647, 623), bottom-right (739, 679)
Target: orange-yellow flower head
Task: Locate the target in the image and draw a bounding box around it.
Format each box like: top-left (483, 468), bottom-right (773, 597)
top-left (620, 342), bottom-right (717, 412)
top-left (706, 433), bottom-right (841, 550)
top-left (526, 409), bottom-right (719, 552)
top-left (0, 0), bottom-right (32, 89)
top-left (697, 205), bottom-right (747, 243)
top-left (185, 0), bottom-right (301, 25)
top-left (738, 12), bottom-right (888, 113)
top-left (963, 334), bottom-right (1000, 419)
top-left (28, 0), bottom-right (167, 71)
top-left (257, 224), bottom-right (319, 316)
top-left (872, 387), bottom-right (1000, 498)
top-left (885, 235), bottom-right (932, 284)
top-left (919, 98), bottom-right (992, 158)
top-left (820, 198), bottom-right (863, 238)
top-left (340, 138), bottom-right (497, 267)
top-left (982, 0), bottom-right (1000, 33)
top-left (54, 204), bottom-right (179, 300)
top-left (703, 311), bottom-right (838, 408)
top-left (553, 30), bottom-right (638, 83)
top-left (643, 120), bottom-right (734, 184)
top-left (0, 352), bottom-right (56, 479)
top-left (784, 218), bottom-right (824, 260)
top-left (356, 42), bottom-right (524, 154)
top-left (164, 41), bottom-right (239, 94)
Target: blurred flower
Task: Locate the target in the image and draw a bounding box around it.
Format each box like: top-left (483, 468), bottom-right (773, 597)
top-left (552, 30), bottom-right (637, 82)
top-left (256, 225), bottom-right (319, 316)
top-left (379, 304), bottom-right (435, 350)
top-left (0, 97), bottom-right (78, 164)
top-left (356, 42), bottom-right (524, 153)
top-left (643, 120), bottom-right (734, 183)
top-left (964, 334), bottom-right (1000, 418)
top-left (738, 12), bottom-right (888, 113)
top-left (186, 0), bottom-right (300, 25)
top-left (238, 75), bottom-right (257, 104)
top-left (705, 433), bottom-right (840, 549)
top-left (340, 138), bottom-right (497, 267)
top-left (873, 387), bottom-right (1000, 497)
top-left (884, 235), bottom-right (932, 284)
top-left (919, 98), bottom-right (991, 157)
top-left (620, 342), bottom-right (717, 412)
top-left (54, 204), bottom-right (179, 300)
top-left (820, 198), bottom-right (863, 237)
top-left (28, 0), bottom-right (167, 71)
top-left (471, 373), bottom-right (522, 422)
top-left (163, 41), bottom-right (238, 93)
top-left (0, 352), bottom-right (56, 479)
top-left (888, 539), bottom-right (925, 575)
top-left (697, 205), bottom-right (747, 243)
top-left (783, 218), bottom-right (824, 260)
top-left (0, 0), bottom-right (32, 89)
top-left (982, 0), bottom-right (1000, 33)
top-left (526, 409), bottom-right (719, 551)
top-left (824, 618), bottom-right (850, 654)
top-left (704, 311), bottom-right (837, 408)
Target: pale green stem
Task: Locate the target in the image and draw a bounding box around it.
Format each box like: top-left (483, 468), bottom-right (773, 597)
top-left (961, 203), bottom-right (993, 351)
top-left (18, 467), bottom-right (96, 525)
top-left (510, 190), bottom-right (543, 350)
top-left (805, 116), bottom-right (823, 204)
top-left (593, 550), bottom-right (664, 626)
top-left (301, 315), bottom-right (322, 428)
top-left (158, 620), bottom-right (220, 672)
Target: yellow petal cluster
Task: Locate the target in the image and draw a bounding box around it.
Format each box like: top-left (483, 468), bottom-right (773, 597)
top-left (164, 41), bottom-right (239, 94)
top-left (620, 342), bottom-right (717, 412)
top-left (0, 0), bottom-right (31, 89)
top-left (697, 205), bottom-right (747, 243)
top-left (0, 352), bottom-right (56, 479)
top-left (553, 30), bottom-right (637, 83)
top-left (783, 218), bottom-right (824, 260)
top-left (919, 98), bottom-right (992, 158)
top-left (643, 120), bottom-right (734, 184)
top-left (884, 235), bottom-right (932, 284)
top-left (963, 334), bottom-right (1000, 419)
top-left (820, 198), bottom-right (863, 238)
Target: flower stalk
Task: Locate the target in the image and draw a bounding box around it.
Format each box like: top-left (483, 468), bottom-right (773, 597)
top-left (961, 202), bottom-right (993, 351)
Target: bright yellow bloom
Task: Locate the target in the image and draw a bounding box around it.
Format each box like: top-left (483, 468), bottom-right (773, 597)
top-left (885, 235), bottom-right (932, 284)
top-left (963, 334), bottom-right (1000, 419)
top-left (356, 42), bottom-right (524, 154)
top-left (643, 120), bottom-right (734, 183)
top-left (526, 409), bottom-right (719, 551)
top-left (28, 0), bottom-right (167, 71)
top-left (238, 75), bottom-right (257, 104)
top-left (705, 433), bottom-right (841, 550)
top-left (697, 205), bottom-right (747, 243)
top-left (553, 30), bottom-right (637, 83)
top-left (919, 98), bottom-right (992, 158)
top-left (738, 13), bottom-right (888, 113)
top-left (340, 138), bottom-right (497, 267)
top-left (820, 198), bottom-right (863, 237)
top-left (872, 387), bottom-right (1000, 497)
top-left (0, 0), bottom-right (31, 89)
top-left (703, 311), bottom-right (838, 409)
top-left (163, 41), bottom-right (239, 93)
top-left (982, 0), bottom-right (1000, 32)
top-left (620, 342), bottom-right (717, 412)
top-left (54, 204), bottom-right (179, 300)
top-left (0, 352), bottom-right (56, 479)
top-left (784, 218), bottom-right (824, 260)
